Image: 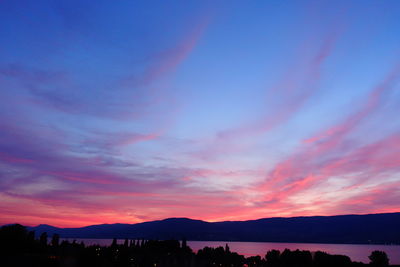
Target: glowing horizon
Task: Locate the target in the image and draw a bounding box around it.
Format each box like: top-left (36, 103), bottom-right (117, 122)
top-left (1, 1), bottom-right (400, 228)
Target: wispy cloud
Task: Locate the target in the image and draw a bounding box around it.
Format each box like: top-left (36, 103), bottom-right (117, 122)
top-left (1, 1), bottom-right (400, 227)
top-left (188, 30), bottom-right (341, 163)
top-left (254, 62), bottom-right (400, 214)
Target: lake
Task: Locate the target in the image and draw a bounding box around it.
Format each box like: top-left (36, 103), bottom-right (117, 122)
top-left (62, 239), bottom-right (400, 264)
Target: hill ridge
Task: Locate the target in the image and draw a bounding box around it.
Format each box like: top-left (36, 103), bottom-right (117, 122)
top-left (26, 212), bottom-right (400, 244)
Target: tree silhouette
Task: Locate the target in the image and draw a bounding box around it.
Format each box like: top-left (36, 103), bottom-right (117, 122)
top-left (39, 232), bottom-right (47, 247)
top-left (369, 250), bottom-right (389, 266)
top-left (0, 224), bottom-right (29, 253)
top-left (51, 233), bottom-right (60, 247)
top-left (182, 237), bottom-right (187, 249)
top-left (111, 238), bottom-right (117, 248)
top-left (265, 249), bottom-right (280, 267)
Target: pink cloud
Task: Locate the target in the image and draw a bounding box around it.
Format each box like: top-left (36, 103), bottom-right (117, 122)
top-left (304, 61), bottom-right (400, 147)
top-left (254, 61), bottom-right (400, 215)
top-left (0, 151), bottom-right (34, 164)
top-left (121, 14), bottom-right (211, 88)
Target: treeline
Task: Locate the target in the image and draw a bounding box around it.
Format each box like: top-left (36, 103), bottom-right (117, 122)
top-left (0, 224), bottom-right (394, 267)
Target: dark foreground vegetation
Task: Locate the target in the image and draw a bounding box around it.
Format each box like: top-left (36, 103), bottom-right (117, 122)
top-left (0, 224), bottom-right (397, 267)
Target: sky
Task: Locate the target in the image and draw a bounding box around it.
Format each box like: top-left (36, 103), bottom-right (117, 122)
top-left (1, 0), bottom-right (400, 228)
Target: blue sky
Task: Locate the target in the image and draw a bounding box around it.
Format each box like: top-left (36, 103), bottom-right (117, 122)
top-left (1, 0), bottom-right (400, 227)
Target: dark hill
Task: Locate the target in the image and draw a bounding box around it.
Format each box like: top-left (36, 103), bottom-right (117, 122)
top-left (27, 212), bottom-right (400, 244)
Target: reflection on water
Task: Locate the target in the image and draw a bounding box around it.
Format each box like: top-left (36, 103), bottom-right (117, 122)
top-left (62, 239), bottom-right (400, 264)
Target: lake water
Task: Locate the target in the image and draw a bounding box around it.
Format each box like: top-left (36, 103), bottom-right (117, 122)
top-left (62, 239), bottom-right (400, 264)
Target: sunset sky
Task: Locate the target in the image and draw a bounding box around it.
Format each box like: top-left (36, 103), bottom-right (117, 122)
top-left (1, 0), bottom-right (400, 227)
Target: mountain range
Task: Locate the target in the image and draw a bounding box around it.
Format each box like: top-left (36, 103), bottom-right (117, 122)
top-left (27, 212), bottom-right (400, 244)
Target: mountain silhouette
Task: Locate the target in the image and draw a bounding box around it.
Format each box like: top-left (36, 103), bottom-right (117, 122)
top-left (27, 212), bottom-right (400, 244)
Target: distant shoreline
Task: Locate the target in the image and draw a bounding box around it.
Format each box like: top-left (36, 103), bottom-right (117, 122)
top-left (26, 212), bottom-right (400, 246)
top-left (61, 238), bottom-right (400, 246)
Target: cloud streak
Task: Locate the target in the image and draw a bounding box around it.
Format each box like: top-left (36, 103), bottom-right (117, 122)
top-left (255, 61), bottom-right (400, 214)
top-left (1, 1), bottom-right (400, 227)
